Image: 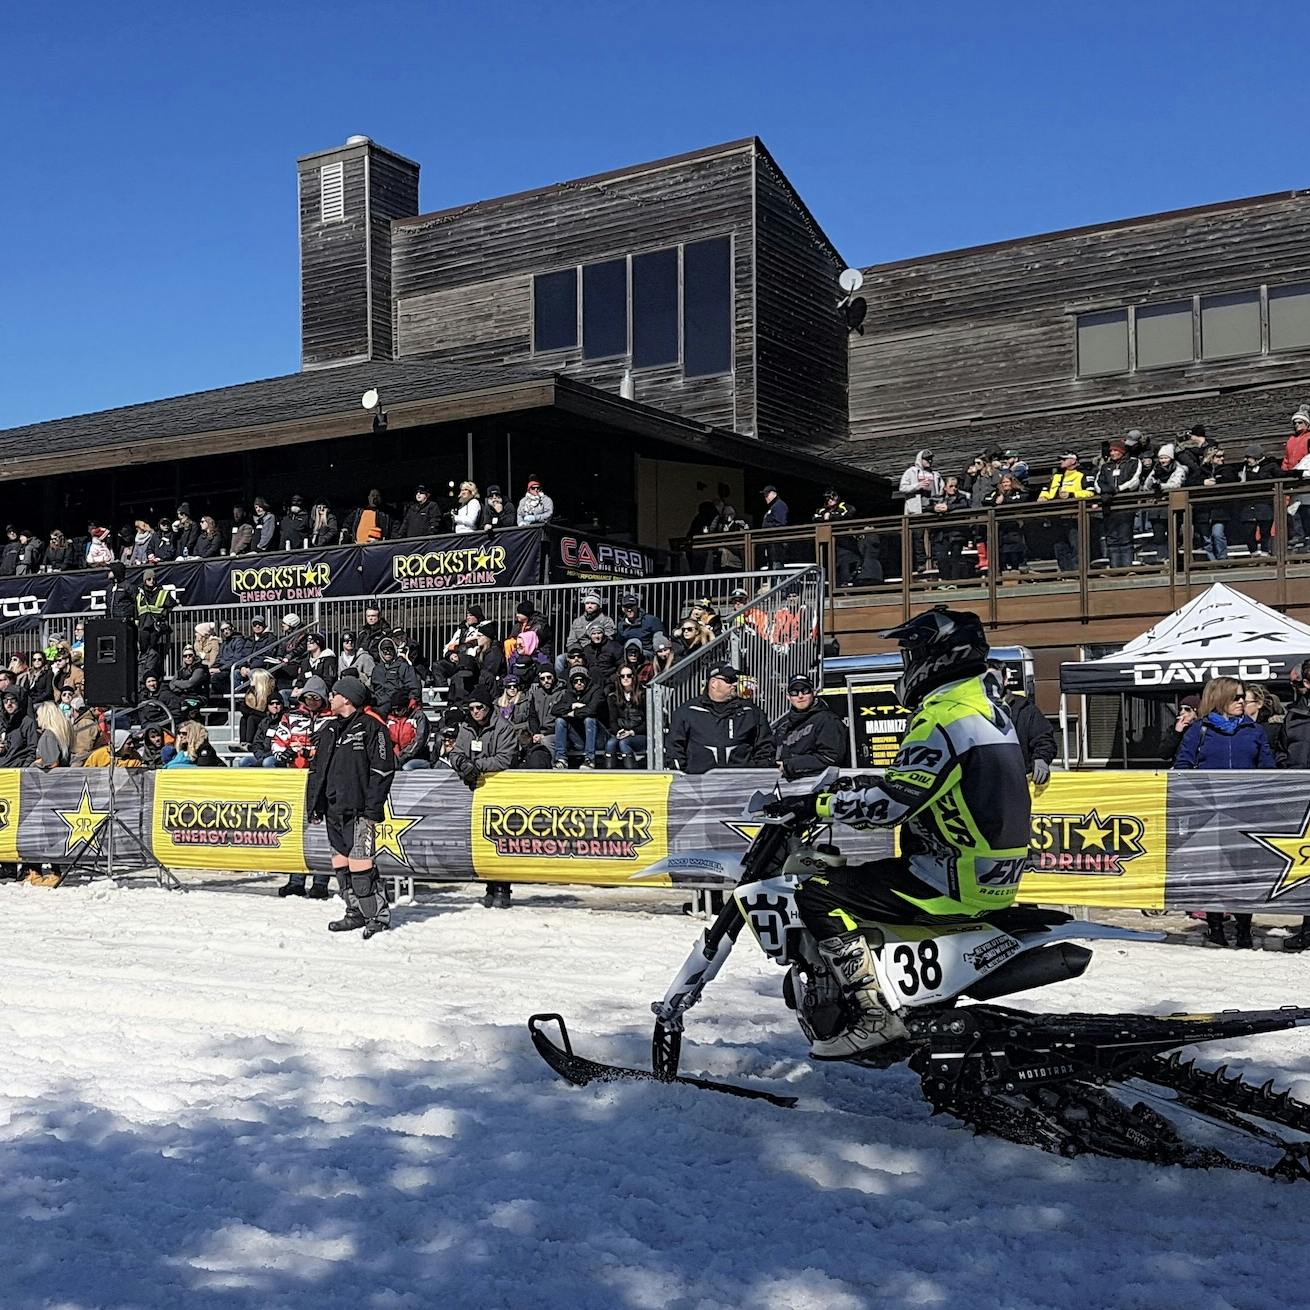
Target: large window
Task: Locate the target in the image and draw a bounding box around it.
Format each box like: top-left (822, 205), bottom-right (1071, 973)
top-left (632, 248), bottom-right (680, 368)
top-left (1076, 310), bottom-right (1129, 377)
top-left (1270, 283), bottom-right (1310, 352)
top-left (683, 237), bottom-right (732, 377)
top-left (582, 259), bottom-right (628, 359)
top-left (1201, 290), bottom-right (1261, 360)
top-left (533, 268), bottom-right (578, 352)
top-left (1135, 300), bottom-right (1193, 368)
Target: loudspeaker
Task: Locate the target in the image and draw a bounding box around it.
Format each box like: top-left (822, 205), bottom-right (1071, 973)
top-left (84, 618), bottom-right (138, 707)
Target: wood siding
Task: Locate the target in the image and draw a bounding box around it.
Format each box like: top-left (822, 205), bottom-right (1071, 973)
top-left (753, 152), bottom-right (849, 449)
top-left (847, 191), bottom-right (1310, 477)
top-left (392, 145), bottom-right (756, 433)
top-left (367, 150), bottom-right (420, 361)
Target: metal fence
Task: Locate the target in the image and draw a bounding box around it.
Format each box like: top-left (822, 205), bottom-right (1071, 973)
top-left (646, 565), bottom-right (825, 769)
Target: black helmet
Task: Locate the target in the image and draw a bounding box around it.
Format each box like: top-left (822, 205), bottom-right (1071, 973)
top-left (882, 606), bottom-right (988, 709)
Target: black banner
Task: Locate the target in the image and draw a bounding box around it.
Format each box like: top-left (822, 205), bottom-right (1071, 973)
top-left (546, 531), bottom-right (662, 582)
top-left (0, 529), bottom-right (545, 634)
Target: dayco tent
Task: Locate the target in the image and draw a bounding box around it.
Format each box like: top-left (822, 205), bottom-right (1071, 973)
top-left (1060, 582), bottom-right (1310, 694)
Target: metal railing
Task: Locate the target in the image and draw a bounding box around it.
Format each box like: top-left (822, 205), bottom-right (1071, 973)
top-left (647, 565), bottom-right (825, 769)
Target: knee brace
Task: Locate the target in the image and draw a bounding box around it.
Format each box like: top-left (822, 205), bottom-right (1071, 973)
top-left (350, 866), bottom-right (384, 919)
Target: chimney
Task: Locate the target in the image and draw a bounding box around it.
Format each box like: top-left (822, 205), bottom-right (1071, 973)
top-left (297, 136), bottom-right (420, 370)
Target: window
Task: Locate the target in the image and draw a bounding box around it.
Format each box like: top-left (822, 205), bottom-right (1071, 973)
top-left (582, 260), bottom-right (628, 359)
top-left (1201, 290), bottom-right (1261, 360)
top-left (1270, 283), bottom-right (1310, 352)
top-left (1135, 300), bottom-right (1193, 368)
top-left (683, 237), bottom-right (733, 377)
top-left (632, 248), bottom-right (679, 368)
top-left (533, 268), bottom-right (578, 352)
top-left (319, 162), bottom-right (344, 223)
top-left (1076, 310), bottom-right (1128, 377)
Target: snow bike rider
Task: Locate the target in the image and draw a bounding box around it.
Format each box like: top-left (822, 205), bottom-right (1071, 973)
top-left (771, 606), bottom-right (1032, 1059)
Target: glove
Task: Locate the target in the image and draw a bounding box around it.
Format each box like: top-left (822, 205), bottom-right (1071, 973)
top-left (1031, 758), bottom-right (1051, 785)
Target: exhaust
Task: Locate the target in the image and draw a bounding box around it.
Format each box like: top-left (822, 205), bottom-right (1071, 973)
top-left (961, 943), bottom-right (1092, 1002)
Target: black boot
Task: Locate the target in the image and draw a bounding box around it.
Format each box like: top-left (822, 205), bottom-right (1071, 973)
top-left (278, 878), bottom-right (307, 898)
top-left (1232, 914), bottom-right (1254, 950)
top-left (1285, 917), bottom-right (1310, 952)
top-left (492, 883), bottom-right (512, 910)
top-left (305, 880), bottom-right (332, 900)
top-left (480, 884), bottom-right (496, 908)
top-left (328, 909), bottom-right (366, 933)
top-left (1204, 912), bottom-right (1229, 948)
top-left (362, 918), bottom-right (390, 940)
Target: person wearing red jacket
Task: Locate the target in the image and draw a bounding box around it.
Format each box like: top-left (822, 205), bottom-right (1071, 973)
top-left (387, 697), bottom-right (431, 770)
top-left (1282, 411), bottom-right (1310, 548)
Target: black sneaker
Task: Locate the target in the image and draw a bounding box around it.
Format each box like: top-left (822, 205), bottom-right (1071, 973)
top-left (1233, 929), bottom-right (1254, 950)
top-left (278, 880), bottom-right (307, 898)
top-left (492, 888), bottom-right (512, 910)
top-left (328, 911), bottom-right (366, 933)
top-left (362, 919), bottom-right (390, 940)
top-left (480, 887), bottom-right (496, 908)
top-left (305, 883), bottom-right (332, 900)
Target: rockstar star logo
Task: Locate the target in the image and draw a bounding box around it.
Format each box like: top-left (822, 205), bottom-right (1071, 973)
top-left (721, 819), bottom-right (764, 846)
top-left (252, 800), bottom-right (277, 830)
top-left (57, 786), bottom-right (110, 856)
top-left (1071, 811), bottom-right (1113, 851)
top-left (1247, 803), bottom-right (1310, 901)
top-left (601, 804), bottom-right (629, 839)
top-left (374, 797), bottom-right (420, 869)
top-left (473, 548), bottom-right (494, 571)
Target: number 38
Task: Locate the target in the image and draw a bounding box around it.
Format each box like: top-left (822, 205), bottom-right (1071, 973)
top-left (890, 940), bottom-right (943, 996)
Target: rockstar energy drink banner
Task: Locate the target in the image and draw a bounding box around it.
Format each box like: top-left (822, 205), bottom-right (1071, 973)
top-left (0, 769), bottom-right (20, 863)
top-left (151, 770), bottom-right (307, 872)
top-left (471, 772), bottom-right (673, 884)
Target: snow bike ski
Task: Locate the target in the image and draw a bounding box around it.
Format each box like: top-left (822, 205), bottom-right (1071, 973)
top-left (530, 771), bottom-right (1310, 1181)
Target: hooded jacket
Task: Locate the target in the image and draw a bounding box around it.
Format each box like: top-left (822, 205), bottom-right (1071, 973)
top-left (527, 682), bottom-right (570, 735)
top-left (1002, 692), bottom-right (1057, 771)
top-left (218, 631), bottom-right (256, 671)
top-left (616, 609), bottom-right (665, 655)
top-left (277, 507), bottom-right (311, 551)
top-left (305, 707), bottom-right (395, 822)
top-left (774, 701), bottom-right (848, 779)
top-left (1173, 712), bottom-right (1276, 770)
top-left (561, 671), bottom-right (606, 724)
top-left (0, 704), bottom-right (38, 767)
top-left (897, 451), bottom-right (943, 516)
top-left (369, 640), bottom-right (421, 715)
top-left (666, 693), bottom-right (775, 775)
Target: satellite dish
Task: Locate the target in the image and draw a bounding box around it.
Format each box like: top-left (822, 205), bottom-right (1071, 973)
top-left (361, 389), bottom-right (380, 411)
top-left (838, 268), bottom-right (865, 294)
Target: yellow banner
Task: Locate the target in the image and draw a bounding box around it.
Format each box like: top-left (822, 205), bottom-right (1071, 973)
top-left (151, 770), bottom-right (309, 872)
top-left (471, 772), bottom-right (673, 884)
top-left (1018, 771), bottom-right (1167, 909)
top-left (0, 770), bottom-right (19, 863)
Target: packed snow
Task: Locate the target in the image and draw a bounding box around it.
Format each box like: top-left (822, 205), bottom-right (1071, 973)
top-left (2, 879), bottom-right (1309, 1310)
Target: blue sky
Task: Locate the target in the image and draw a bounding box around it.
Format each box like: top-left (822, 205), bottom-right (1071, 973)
top-left (0, 1), bottom-right (1302, 428)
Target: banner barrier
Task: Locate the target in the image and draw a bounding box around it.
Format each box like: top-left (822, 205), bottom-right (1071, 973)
top-left (10, 770), bottom-right (1310, 913)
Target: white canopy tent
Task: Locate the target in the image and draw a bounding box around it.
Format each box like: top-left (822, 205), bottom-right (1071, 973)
top-left (1058, 582), bottom-right (1310, 766)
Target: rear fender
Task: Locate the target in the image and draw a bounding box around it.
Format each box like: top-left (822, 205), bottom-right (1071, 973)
top-left (871, 922), bottom-right (1037, 1012)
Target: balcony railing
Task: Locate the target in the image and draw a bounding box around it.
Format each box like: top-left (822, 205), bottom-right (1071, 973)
top-left (678, 480), bottom-right (1310, 625)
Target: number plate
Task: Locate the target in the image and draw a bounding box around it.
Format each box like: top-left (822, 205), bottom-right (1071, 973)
top-left (873, 924), bottom-right (1022, 1009)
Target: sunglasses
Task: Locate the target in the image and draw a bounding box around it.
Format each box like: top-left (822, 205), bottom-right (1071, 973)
top-left (680, 626), bottom-right (697, 634)
top-left (619, 673), bottom-right (635, 680)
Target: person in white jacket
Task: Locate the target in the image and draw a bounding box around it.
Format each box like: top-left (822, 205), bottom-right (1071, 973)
top-left (451, 482), bottom-right (481, 534)
top-left (896, 450), bottom-right (942, 572)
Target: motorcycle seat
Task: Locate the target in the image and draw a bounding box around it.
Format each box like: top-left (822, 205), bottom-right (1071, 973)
top-left (986, 906), bottom-right (1074, 932)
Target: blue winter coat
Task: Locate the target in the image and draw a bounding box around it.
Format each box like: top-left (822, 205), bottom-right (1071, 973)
top-left (1172, 712), bottom-right (1276, 770)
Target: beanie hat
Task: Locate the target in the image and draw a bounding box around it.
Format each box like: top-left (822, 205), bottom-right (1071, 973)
top-left (652, 633), bottom-right (672, 651)
top-left (1157, 444), bottom-right (1175, 460)
top-left (467, 605), bottom-right (485, 623)
top-left (1246, 444), bottom-right (1265, 459)
top-left (176, 502), bottom-right (191, 517)
top-left (300, 675), bottom-right (330, 703)
top-left (109, 561), bottom-right (126, 582)
top-left (515, 599), bottom-right (535, 619)
top-left (331, 677), bottom-right (369, 707)
top-left (1188, 424), bottom-right (1207, 439)
top-left (581, 590), bottom-right (602, 606)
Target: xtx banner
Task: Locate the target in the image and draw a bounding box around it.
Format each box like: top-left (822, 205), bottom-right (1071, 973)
top-left (10, 768), bottom-right (1310, 911)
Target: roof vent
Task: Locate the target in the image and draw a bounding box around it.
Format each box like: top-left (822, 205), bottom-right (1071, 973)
top-left (345, 134), bottom-right (371, 145)
top-left (320, 161), bottom-right (345, 223)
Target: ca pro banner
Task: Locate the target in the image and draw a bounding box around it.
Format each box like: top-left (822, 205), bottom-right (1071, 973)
top-left (544, 528), bottom-right (662, 582)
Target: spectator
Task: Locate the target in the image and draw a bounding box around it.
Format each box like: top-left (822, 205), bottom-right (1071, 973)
top-left (1283, 411), bottom-right (1310, 549)
top-left (615, 592), bottom-right (664, 656)
top-left (1196, 446), bottom-right (1236, 561)
top-left (277, 495), bottom-right (310, 551)
top-left (1094, 437), bottom-right (1143, 569)
top-left (33, 701), bottom-right (71, 769)
top-left (387, 695), bottom-right (431, 771)
top-left (651, 632), bottom-right (676, 676)
top-left (605, 667), bottom-right (648, 767)
top-left (68, 697), bottom-right (104, 766)
top-left (1175, 425), bottom-right (1212, 485)
top-left (165, 721), bottom-right (223, 769)
top-left (814, 487), bottom-right (878, 587)
top-left (985, 662), bottom-right (1056, 783)
top-left (399, 484), bottom-right (442, 539)
top-left (214, 620), bottom-right (255, 696)
top-left (300, 631), bottom-right (338, 688)
top-left (1173, 676), bottom-right (1275, 948)
top-left (581, 623), bottom-right (621, 685)
top-left (526, 668), bottom-right (567, 758)
top-left (451, 481), bottom-right (481, 534)
top-left (127, 519), bottom-right (157, 567)
top-left (516, 475), bottom-right (554, 526)
top-left (991, 473), bottom-right (1030, 570)
top-left (134, 570), bottom-right (176, 679)
top-left (671, 617), bottom-right (714, 661)
top-left (494, 674), bottom-right (531, 731)
top-left (965, 451), bottom-right (1003, 508)
top-left (1142, 444), bottom-right (1189, 557)
top-left (230, 506), bottom-right (255, 555)
top-left (239, 668), bottom-right (276, 746)
top-left (338, 631), bottom-right (376, 684)
top-left (195, 515), bottom-right (223, 558)
top-left (233, 689), bottom-right (286, 768)
top-left (15, 530), bottom-right (44, 575)
top-left (555, 666), bottom-right (605, 769)
top-left (1276, 660), bottom-right (1310, 768)
top-left (137, 723), bottom-right (169, 769)
top-left (1158, 694), bottom-right (1200, 764)
top-left (193, 622), bottom-right (220, 672)
top-left (557, 590), bottom-right (614, 672)
top-left (619, 639), bottom-right (654, 686)
top-left (508, 600), bottom-right (552, 674)
top-left (344, 489), bottom-right (393, 544)
top-left (774, 673), bottom-right (846, 779)
top-left (0, 689), bottom-right (36, 766)
top-left (370, 637), bottom-right (421, 715)
top-left (264, 613), bottom-right (308, 689)
top-left (174, 503), bottom-right (200, 558)
top-left (24, 650), bottom-right (54, 705)
top-left (1037, 454), bottom-right (1094, 573)
top-left (687, 597), bottom-right (722, 636)
top-left (136, 673), bottom-right (167, 729)
top-left (161, 646), bottom-right (211, 718)
top-left (1238, 444), bottom-right (1281, 555)
top-left (1243, 683), bottom-right (1285, 764)
top-left (515, 727), bottom-right (554, 770)
top-left (83, 729), bottom-right (144, 769)
top-left (895, 450), bottom-right (942, 572)
top-left (71, 621), bottom-right (85, 658)
top-left (42, 529), bottom-right (75, 573)
top-left (665, 664), bottom-right (774, 775)
top-left (153, 516), bottom-right (176, 562)
top-left (440, 605), bottom-right (494, 699)
top-left (271, 677), bottom-right (331, 770)
top-left (85, 524), bottom-right (115, 566)
top-left (480, 484), bottom-right (515, 530)
top-left (759, 485), bottom-right (789, 568)
top-left (929, 474), bottom-right (972, 581)
top-left (449, 694), bottom-right (519, 782)
top-left (248, 498), bottom-right (275, 552)
top-left (357, 604), bottom-right (394, 658)
top-left (309, 501), bottom-right (338, 548)
top-left (999, 449), bottom-right (1029, 484)
top-left (0, 526), bottom-right (18, 576)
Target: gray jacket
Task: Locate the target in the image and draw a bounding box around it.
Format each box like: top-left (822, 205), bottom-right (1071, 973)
top-left (448, 715), bottom-right (520, 780)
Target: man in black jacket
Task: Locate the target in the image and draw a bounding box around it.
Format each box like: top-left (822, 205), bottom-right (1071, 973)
top-left (986, 663), bottom-right (1057, 783)
top-left (277, 495), bottom-right (311, 551)
top-left (306, 678), bottom-right (396, 938)
top-left (666, 663), bottom-right (774, 775)
top-left (105, 562), bottom-right (137, 622)
top-left (774, 674), bottom-right (848, 779)
top-left (555, 667), bottom-right (605, 768)
top-left (399, 485), bottom-right (443, 539)
top-left (370, 637), bottom-right (421, 715)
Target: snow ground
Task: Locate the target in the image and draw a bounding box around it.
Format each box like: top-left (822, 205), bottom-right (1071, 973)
top-left (2, 880), bottom-right (1309, 1310)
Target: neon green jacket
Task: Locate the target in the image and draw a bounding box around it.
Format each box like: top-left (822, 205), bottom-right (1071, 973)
top-left (819, 675), bottom-right (1031, 915)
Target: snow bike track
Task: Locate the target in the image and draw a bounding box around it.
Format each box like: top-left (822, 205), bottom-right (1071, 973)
top-left (2, 880), bottom-right (1309, 1310)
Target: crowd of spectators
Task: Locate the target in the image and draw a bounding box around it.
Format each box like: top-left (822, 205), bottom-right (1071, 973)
top-left (0, 476), bottom-right (557, 576)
